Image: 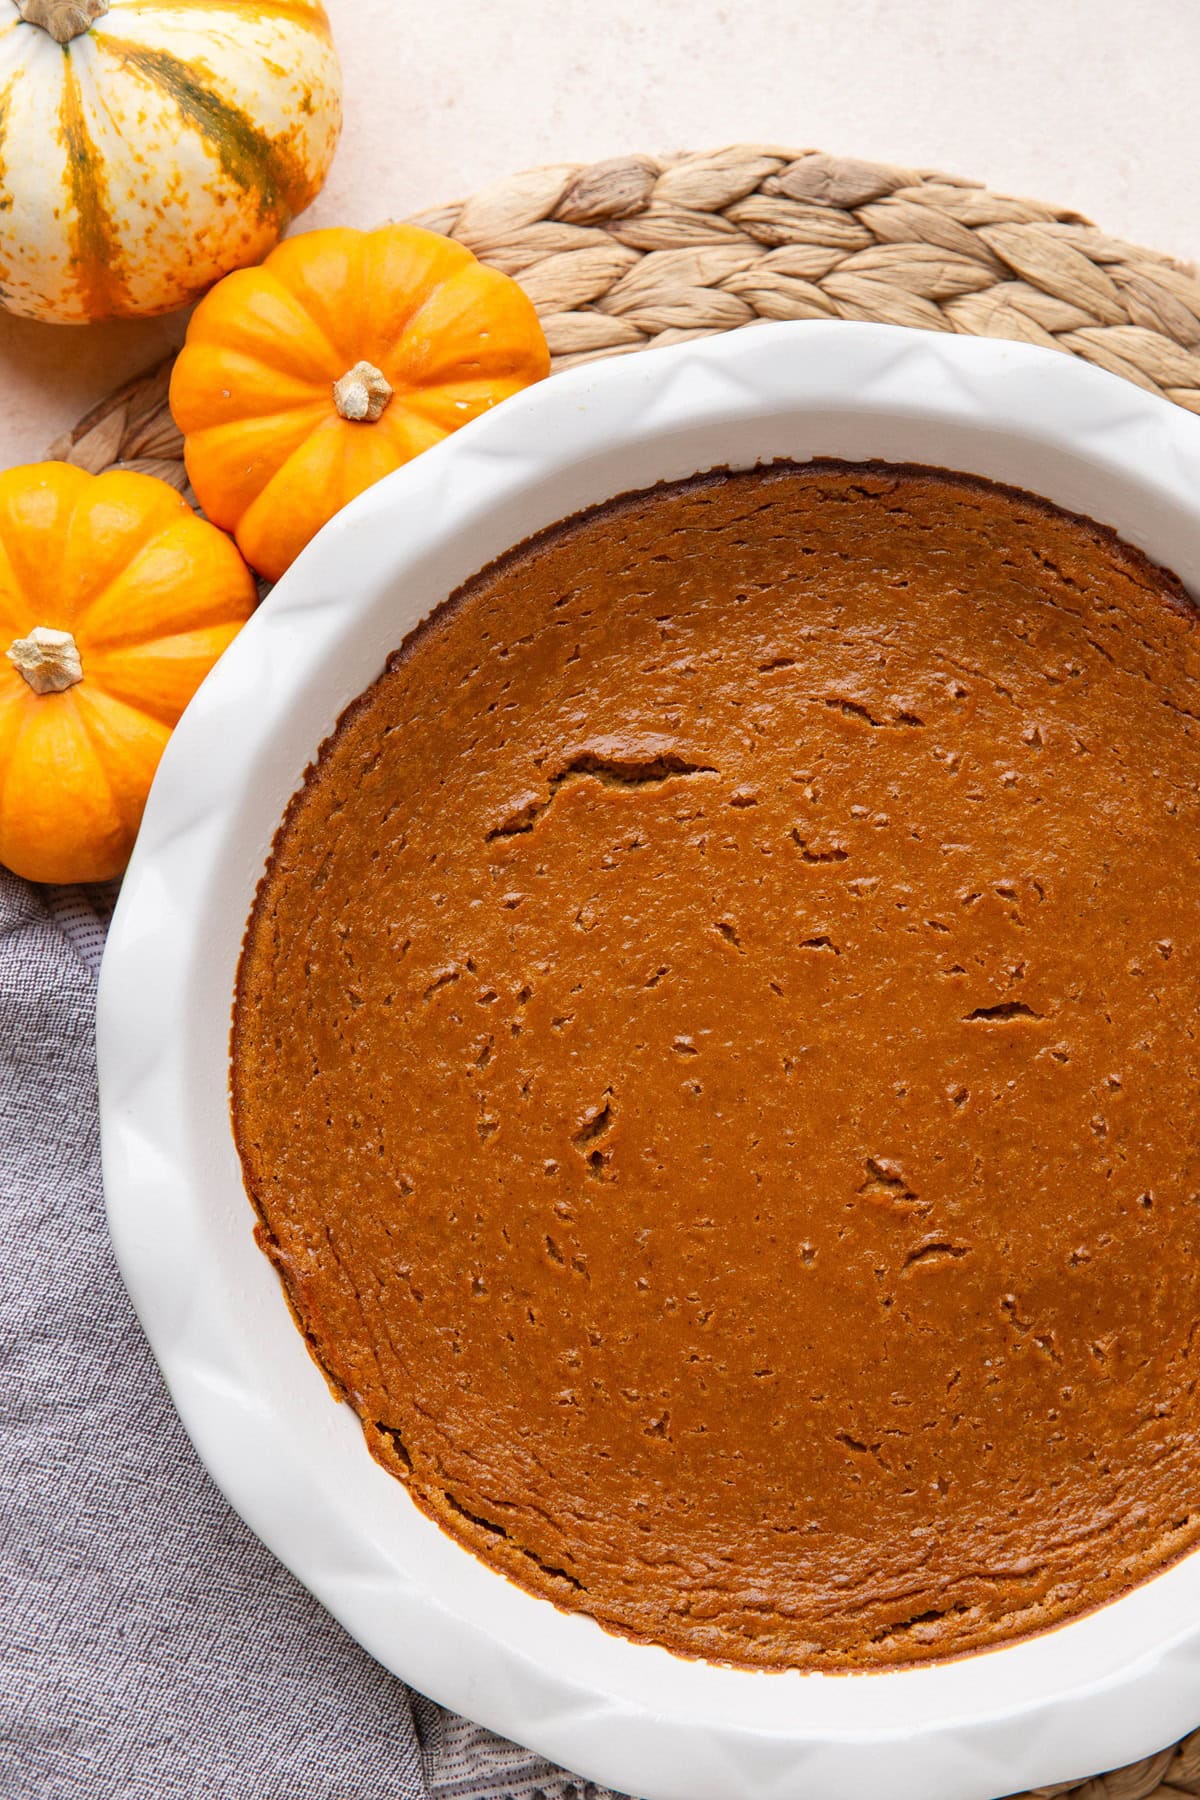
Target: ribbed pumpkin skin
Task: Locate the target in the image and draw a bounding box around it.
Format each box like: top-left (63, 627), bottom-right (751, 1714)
top-left (0, 463), bottom-right (257, 884)
top-left (0, 0), bottom-right (341, 323)
top-left (171, 225), bottom-right (552, 583)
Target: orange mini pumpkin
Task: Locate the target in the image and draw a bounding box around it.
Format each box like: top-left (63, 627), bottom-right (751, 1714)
top-left (170, 224), bottom-right (551, 584)
top-left (0, 463), bottom-right (256, 885)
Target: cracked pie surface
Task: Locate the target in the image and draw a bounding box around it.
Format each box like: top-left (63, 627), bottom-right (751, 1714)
top-left (232, 463), bottom-right (1200, 1668)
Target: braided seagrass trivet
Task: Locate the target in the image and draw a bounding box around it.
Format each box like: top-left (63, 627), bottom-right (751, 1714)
top-left (45, 146), bottom-right (1200, 1800)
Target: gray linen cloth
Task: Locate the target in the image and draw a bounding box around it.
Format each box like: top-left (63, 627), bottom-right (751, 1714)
top-left (0, 869), bottom-right (618, 1800)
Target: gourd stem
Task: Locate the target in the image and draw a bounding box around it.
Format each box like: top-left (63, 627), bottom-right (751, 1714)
top-left (333, 361), bottom-right (393, 423)
top-left (14, 0), bottom-right (108, 42)
top-left (7, 627), bottom-right (84, 695)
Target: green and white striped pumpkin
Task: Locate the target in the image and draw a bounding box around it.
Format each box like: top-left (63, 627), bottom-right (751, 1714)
top-left (0, 0), bottom-right (341, 323)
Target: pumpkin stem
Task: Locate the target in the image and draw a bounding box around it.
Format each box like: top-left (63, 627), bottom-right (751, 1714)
top-left (14, 0), bottom-right (109, 42)
top-left (333, 361), bottom-right (393, 423)
top-left (7, 627), bottom-right (84, 695)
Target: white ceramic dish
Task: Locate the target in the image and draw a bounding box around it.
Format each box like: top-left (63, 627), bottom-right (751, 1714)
top-left (98, 321), bottom-right (1200, 1800)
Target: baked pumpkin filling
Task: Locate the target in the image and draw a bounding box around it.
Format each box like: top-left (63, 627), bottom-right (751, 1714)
top-left (232, 462), bottom-right (1200, 1668)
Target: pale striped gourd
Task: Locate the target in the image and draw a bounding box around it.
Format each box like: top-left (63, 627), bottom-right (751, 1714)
top-left (0, 0), bottom-right (341, 323)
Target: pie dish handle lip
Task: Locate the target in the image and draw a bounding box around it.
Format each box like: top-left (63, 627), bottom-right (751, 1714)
top-left (97, 319), bottom-right (1200, 1800)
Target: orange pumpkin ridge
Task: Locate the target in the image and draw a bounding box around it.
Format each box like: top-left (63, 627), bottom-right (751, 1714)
top-left (120, 0), bottom-right (332, 30)
top-left (0, 464), bottom-right (256, 885)
top-left (170, 223), bottom-right (551, 584)
top-left (59, 51), bottom-right (130, 327)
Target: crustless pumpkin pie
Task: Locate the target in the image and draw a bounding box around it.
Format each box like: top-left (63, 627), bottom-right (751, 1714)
top-left (232, 463), bottom-right (1200, 1668)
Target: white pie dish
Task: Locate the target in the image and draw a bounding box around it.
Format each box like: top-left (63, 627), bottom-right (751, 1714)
top-left (97, 320), bottom-right (1200, 1800)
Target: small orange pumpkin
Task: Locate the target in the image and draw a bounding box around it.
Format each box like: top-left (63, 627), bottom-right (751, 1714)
top-left (169, 224), bottom-right (551, 584)
top-left (0, 462), bottom-right (257, 885)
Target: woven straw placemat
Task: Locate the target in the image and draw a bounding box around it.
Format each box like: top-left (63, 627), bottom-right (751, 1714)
top-left (43, 145), bottom-right (1200, 1800)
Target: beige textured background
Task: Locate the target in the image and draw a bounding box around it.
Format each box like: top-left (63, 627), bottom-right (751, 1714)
top-left (1, 0), bottom-right (1198, 470)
